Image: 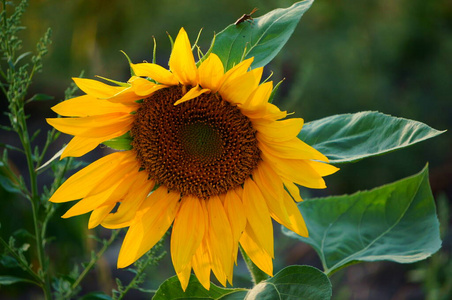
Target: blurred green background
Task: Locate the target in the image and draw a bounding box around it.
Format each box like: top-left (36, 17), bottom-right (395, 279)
top-left (1, 0), bottom-right (451, 299)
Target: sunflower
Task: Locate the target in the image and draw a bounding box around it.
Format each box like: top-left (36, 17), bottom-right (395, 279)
top-left (47, 28), bottom-right (338, 290)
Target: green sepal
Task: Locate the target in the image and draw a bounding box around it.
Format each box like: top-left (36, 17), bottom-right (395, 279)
top-left (120, 50), bottom-right (136, 77)
top-left (94, 75), bottom-right (129, 87)
top-left (269, 78), bottom-right (284, 104)
top-left (102, 132), bottom-right (132, 151)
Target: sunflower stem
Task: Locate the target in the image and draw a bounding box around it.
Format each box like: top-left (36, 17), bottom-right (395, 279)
top-left (239, 245), bottom-right (269, 285)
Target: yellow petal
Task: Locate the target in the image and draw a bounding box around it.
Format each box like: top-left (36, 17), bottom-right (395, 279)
top-left (73, 78), bottom-right (125, 98)
top-left (88, 203), bottom-right (115, 229)
top-left (261, 151), bottom-right (326, 189)
top-left (84, 159), bottom-right (138, 198)
top-left (242, 178), bottom-right (274, 258)
top-left (241, 81), bottom-right (272, 110)
top-left (191, 240), bottom-right (211, 290)
top-left (220, 67), bottom-right (263, 106)
top-left (131, 63), bottom-right (178, 85)
top-left (208, 243), bottom-right (227, 287)
top-left (117, 187), bottom-right (181, 268)
top-left (254, 160), bottom-right (308, 237)
top-left (51, 95), bottom-right (137, 117)
top-left (224, 189), bottom-right (246, 263)
top-left (174, 85), bottom-right (210, 105)
top-left (281, 189), bottom-right (308, 237)
top-left (60, 158), bottom-right (139, 218)
top-left (219, 57), bottom-right (254, 87)
top-left (252, 161), bottom-right (291, 228)
top-left (281, 179), bottom-right (303, 203)
top-left (177, 261), bottom-right (192, 292)
top-left (129, 76), bottom-right (168, 96)
top-left (244, 102), bottom-right (287, 121)
top-left (169, 28), bottom-right (197, 86)
top-left (198, 53), bottom-right (224, 92)
top-left (206, 195), bottom-right (234, 285)
top-left (61, 182), bottom-right (121, 218)
top-left (258, 137), bottom-right (328, 162)
top-left (61, 136), bottom-right (105, 158)
top-left (46, 113), bottom-right (134, 138)
top-left (100, 178), bottom-right (155, 229)
top-left (49, 151), bottom-right (132, 203)
top-left (171, 195), bottom-right (205, 279)
top-left (104, 87), bottom-right (144, 104)
top-left (254, 118), bottom-right (304, 143)
top-left (305, 160), bottom-right (339, 177)
top-left (239, 224), bottom-right (273, 276)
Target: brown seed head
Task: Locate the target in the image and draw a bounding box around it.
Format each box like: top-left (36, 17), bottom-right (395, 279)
top-left (131, 85), bottom-right (261, 199)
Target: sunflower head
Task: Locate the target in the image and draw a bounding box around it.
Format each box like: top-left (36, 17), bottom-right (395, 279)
top-left (47, 28), bottom-right (338, 290)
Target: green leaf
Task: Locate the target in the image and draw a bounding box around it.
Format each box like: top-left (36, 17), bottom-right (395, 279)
top-left (0, 173), bottom-right (20, 193)
top-left (246, 266), bottom-right (331, 300)
top-left (212, 0), bottom-right (314, 70)
top-left (0, 255), bottom-right (19, 268)
top-left (153, 275), bottom-right (248, 300)
top-left (299, 111), bottom-right (445, 164)
top-left (102, 132), bottom-right (132, 151)
top-left (0, 275), bottom-right (36, 286)
top-left (283, 165), bottom-right (441, 275)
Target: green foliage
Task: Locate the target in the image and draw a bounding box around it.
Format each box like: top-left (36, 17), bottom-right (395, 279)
top-left (283, 165), bottom-right (441, 275)
top-left (245, 266), bottom-right (332, 300)
top-left (299, 111), bottom-right (445, 164)
top-left (153, 275), bottom-right (248, 300)
top-left (154, 266), bottom-right (331, 300)
top-left (212, 0), bottom-right (313, 70)
top-left (0, 0), bottom-right (447, 299)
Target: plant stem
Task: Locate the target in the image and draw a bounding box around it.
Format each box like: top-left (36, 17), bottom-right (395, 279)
top-left (239, 245), bottom-right (269, 285)
top-left (66, 229), bottom-right (120, 298)
top-left (18, 113), bottom-right (52, 300)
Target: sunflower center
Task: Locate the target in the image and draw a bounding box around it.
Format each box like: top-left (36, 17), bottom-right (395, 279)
top-left (131, 85), bottom-right (261, 199)
top-left (179, 122), bottom-right (223, 162)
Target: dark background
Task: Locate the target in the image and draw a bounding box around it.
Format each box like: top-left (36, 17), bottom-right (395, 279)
top-left (1, 0), bottom-right (451, 299)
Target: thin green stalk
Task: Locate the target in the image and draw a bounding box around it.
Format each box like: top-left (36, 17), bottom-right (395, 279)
top-left (66, 230), bottom-right (120, 298)
top-left (18, 113), bottom-right (52, 300)
top-left (239, 245), bottom-right (269, 285)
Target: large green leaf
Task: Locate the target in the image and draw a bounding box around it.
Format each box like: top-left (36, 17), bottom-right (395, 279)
top-left (299, 111), bottom-right (445, 164)
top-left (152, 275), bottom-right (248, 300)
top-left (246, 266), bottom-right (331, 300)
top-left (211, 0), bottom-right (314, 70)
top-left (283, 165), bottom-right (441, 275)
